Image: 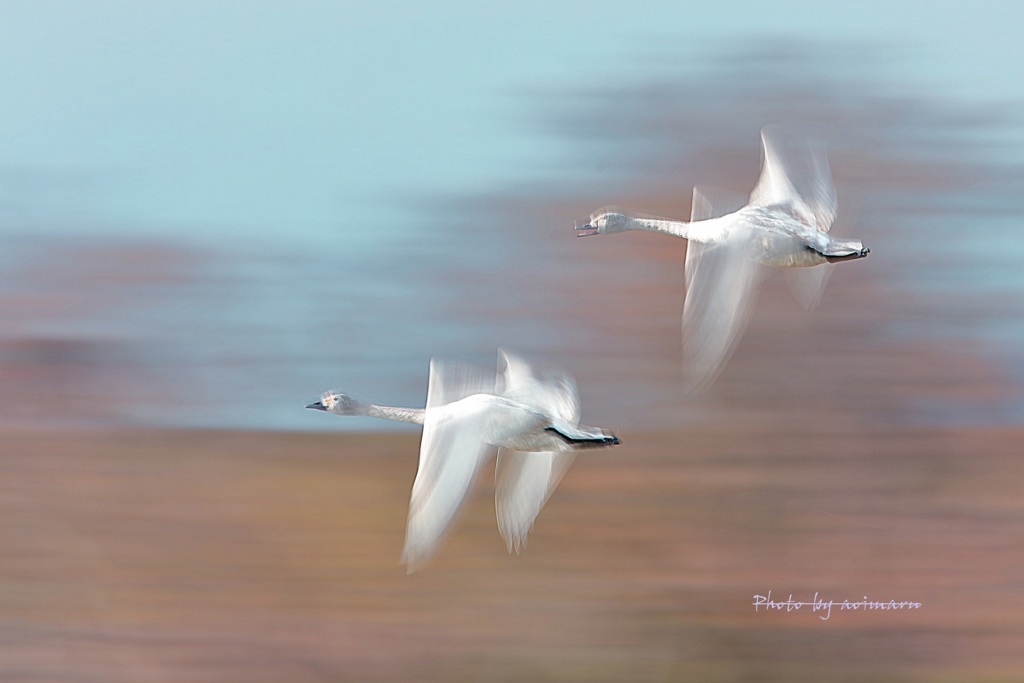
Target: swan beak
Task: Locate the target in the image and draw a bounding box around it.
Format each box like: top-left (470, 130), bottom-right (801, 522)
top-left (306, 401), bottom-right (328, 411)
top-left (575, 223), bottom-right (600, 237)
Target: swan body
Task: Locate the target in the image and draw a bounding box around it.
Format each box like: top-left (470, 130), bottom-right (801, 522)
top-left (576, 126), bottom-right (869, 390)
top-left (582, 204), bottom-right (866, 266)
top-left (306, 349), bottom-right (619, 572)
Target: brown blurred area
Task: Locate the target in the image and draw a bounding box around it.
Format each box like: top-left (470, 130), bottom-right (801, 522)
top-left (3, 241), bottom-right (1024, 681)
top-left (2, 419), bottom-right (1022, 681)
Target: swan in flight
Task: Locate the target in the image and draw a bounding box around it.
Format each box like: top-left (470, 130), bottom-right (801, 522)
top-left (306, 349), bottom-right (620, 572)
top-left (576, 126), bottom-right (869, 391)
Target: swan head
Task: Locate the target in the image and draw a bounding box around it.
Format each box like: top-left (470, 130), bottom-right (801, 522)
top-left (575, 209), bottom-right (629, 237)
top-left (306, 389), bottom-right (360, 415)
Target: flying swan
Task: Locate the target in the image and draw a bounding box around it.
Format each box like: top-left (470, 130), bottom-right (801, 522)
top-left (306, 349), bottom-right (620, 572)
top-left (576, 126), bottom-right (869, 391)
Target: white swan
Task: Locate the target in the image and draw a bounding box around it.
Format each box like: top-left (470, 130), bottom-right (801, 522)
top-left (576, 126), bottom-right (869, 391)
top-left (306, 349), bottom-right (620, 572)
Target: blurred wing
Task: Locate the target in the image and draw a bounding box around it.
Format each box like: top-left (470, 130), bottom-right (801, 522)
top-left (425, 357), bottom-right (495, 410)
top-left (783, 194), bottom-right (859, 310)
top-left (691, 184), bottom-right (748, 222)
top-left (401, 358), bottom-right (495, 573)
top-left (748, 126), bottom-right (837, 232)
top-left (683, 227), bottom-right (762, 393)
top-left (497, 348), bottom-right (581, 425)
top-left (495, 449), bottom-right (576, 554)
top-left (785, 264), bottom-right (832, 311)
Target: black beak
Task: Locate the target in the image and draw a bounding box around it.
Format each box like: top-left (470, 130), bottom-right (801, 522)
top-left (306, 401), bottom-right (327, 411)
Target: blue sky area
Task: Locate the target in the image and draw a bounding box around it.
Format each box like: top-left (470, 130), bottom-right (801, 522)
top-left (1, 1), bottom-right (1022, 242)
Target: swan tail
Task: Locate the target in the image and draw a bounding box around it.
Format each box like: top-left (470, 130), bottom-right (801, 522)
top-left (545, 423), bottom-right (621, 448)
top-left (821, 239), bottom-right (869, 262)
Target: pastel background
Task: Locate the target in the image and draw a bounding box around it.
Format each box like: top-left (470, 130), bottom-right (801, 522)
top-left (2, 2), bottom-right (1023, 680)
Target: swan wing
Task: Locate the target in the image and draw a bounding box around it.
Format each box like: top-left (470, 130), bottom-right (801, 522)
top-left (682, 226), bottom-right (762, 392)
top-left (401, 359), bottom-right (495, 573)
top-left (497, 348), bottom-right (581, 425)
top-left (785, 263), bottom-right (832, 311)
top-left (691, 184), bottom-right (748, 222)
top-left (494, 448), bottom-right (576, 554)
top-left (426, 356), bottom-right (496, 408)
top-left (783, 194), bottom-right (859, 310)
top-left (749, 126), bottom-right (837, 232)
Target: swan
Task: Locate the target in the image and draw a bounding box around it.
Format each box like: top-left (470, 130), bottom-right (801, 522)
top-left (306, 349), bottom-right (620, 572)
top-left (576, 126), bottom-right (869, 391)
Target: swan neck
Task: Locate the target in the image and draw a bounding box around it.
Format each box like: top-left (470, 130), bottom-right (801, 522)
top-left (627, 215), bottom-right (688, 237)
top-left (363, 403), bottom-right (426, 425)
top-left (627, 214), bottom-right (732, 243)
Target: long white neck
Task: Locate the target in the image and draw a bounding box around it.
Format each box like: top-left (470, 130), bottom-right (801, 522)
top-left (337, 399), bottom-right (425, 424)
top-left (622, 213), bottom-right (734, 243)
top-left (365, 404), bottom-right (425, 424)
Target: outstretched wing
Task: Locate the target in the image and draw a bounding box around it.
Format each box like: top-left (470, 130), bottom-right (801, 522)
top-left (493, 349), bottom-right (580, 552)
top-left (748, 126), bottom-right (837, 232)
top-left (690, 184), bottom-right (748, 223)
top-left (401, 358), bottom-right (495, 573)
top-left (496, 348), bottom-right (580, 424)
top-left (494, 448), bottom-right (575, 554)
top-left (683, 188), bottom-right (762, 392)
top-left (784, 194), bottom-right (862, 310)
top-left (425, 356), bottom-right (495, 410)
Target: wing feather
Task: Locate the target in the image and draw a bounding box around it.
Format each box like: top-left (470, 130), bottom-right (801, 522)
top-left (497, 348), bottom-right (580, 424)
top-left (401, 359), bottom-right (495, 573)
top-left (683, 227), bottom-right (761, 393)
top-left (690, 184), bottom-right (748, 222)
top-left (749, 126), bottom-right (837, 232)
top-left (492, 350), bottom-right (580, 553)
top-left (495, 449), bottom-right (575, 554)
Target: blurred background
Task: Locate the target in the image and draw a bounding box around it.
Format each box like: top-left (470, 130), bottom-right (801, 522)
top-left (2, 1), bottom-right (1023, 681)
